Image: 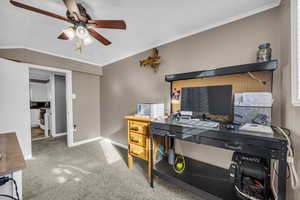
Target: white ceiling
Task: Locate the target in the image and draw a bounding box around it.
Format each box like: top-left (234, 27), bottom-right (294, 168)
top-left (0, 0), bottom-right (281, 67)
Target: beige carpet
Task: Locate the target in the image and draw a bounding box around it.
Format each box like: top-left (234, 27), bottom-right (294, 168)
top-left (23, 137), bottom-right (201, 200)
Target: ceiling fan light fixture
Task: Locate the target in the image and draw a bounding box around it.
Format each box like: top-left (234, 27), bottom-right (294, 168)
top-left (83, 36), bottom-right (93, 46)
top-left (63, 27), bottom-right (75, 40)
top-left (76, 26), bottom-right (89, 39)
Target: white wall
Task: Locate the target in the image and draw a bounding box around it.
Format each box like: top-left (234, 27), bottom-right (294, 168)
top-left (0, 58), bottom-right (31, 158)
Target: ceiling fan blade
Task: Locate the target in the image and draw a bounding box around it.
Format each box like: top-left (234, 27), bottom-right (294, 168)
top-left (88, 20), bottom-right (126, 30)
top-left (63, 0), bottom-right (86, 21)
top-left (87, 29), bottom-right (111, 46)
top-left (57, 32), bottom-right (69, 40)
top-left (10, 0), bottom-right (70, 23)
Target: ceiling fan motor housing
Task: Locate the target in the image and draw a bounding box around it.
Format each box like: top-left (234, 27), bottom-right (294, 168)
top-left (77, 3), bottom-right (91, 20)
top-left (76, 21), bottom-right (87, 28)
top-left (66, 3), bottom-right (91, 23)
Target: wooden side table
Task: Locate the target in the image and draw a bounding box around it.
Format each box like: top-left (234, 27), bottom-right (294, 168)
top-left (125, 116), bottom-right (153, 178)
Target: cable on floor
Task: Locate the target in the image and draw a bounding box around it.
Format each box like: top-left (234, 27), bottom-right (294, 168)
top-left (0, 194), bottom-right (18, 200)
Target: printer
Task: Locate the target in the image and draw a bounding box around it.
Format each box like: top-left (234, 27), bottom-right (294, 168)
top-left (135, 103), bottom-right (164, 118)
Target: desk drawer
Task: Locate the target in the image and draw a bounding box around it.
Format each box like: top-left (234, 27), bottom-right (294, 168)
top-left (198, 137), bottom-right (275, 158)
top-left (129, 121), bottom-right (148, 135)
top-left (129, 132), bottom-right (147, 147)
top-left (129, 144), bottom-right (147, 160)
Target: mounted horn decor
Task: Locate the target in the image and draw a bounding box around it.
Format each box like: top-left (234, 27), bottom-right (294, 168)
top-left (140, 48), bottom-right (161, 72)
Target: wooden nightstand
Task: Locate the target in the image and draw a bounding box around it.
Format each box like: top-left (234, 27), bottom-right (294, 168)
top-left (125, 116), bottom-right (153, 178)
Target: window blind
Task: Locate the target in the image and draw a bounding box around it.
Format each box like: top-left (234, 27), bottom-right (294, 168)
top-left (297, 0), bottom-right (300, 100)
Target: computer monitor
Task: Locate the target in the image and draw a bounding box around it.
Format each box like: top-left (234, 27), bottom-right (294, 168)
top-left (180, 85), bottom-right (233, 116)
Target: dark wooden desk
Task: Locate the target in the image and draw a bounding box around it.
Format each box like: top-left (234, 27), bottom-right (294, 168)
top-left (149, 119), bottom-right (288, 200)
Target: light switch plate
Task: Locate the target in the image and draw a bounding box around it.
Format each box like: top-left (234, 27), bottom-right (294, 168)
top-left (72, 94), bottom-right (76, 99)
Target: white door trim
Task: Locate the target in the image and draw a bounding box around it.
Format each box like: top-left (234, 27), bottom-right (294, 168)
top-left (28, 64), bottom-right (74, 147)
top-left (66, 71), bottom-right (74, 147)
top-left (50, 73), bottom-right (56, 137)
top-left (53, 132), bottom-right (67, 138)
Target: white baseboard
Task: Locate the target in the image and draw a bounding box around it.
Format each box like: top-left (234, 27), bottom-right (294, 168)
top-left (25, 154), bottom-right (32, 160)
top-left (70, 136), bottom-right (102, 147)
top-left (110, 140), bottom-right (128, 149)
top-left (52, 132), bottom-right (67, 138)
top-left (32, 136), bottom-right (50, 142)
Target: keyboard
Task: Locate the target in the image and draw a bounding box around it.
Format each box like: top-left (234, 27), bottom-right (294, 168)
top-left (178, 119), bottom-right (220, 128)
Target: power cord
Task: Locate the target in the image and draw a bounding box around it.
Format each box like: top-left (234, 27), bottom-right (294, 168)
top-left (0, 194), bottom-right (18, 200)
top-left (271, 160), bottom-right (278, 200)
top-left (276, 126), bottom-right (299, 189)
top-left (0, 176), bottom-right (19, 200)
top-left (235, 185), bottom-right (260, 200)
top-left (271, 126), bottom-right (299, 200)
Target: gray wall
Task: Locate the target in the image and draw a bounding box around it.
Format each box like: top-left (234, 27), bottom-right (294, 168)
top-left (73, 71), bottom-right (101, 142)
top-left (55, 75), bottom-right (67, 134)
top-left (102, 7), bottom-right (281, 169)
top-left (280, 0), bottom-right (300, 199)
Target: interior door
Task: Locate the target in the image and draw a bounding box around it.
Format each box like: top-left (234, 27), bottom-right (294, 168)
top-left (55, 75), bottom-right (67, 134)
top-left (72, 71), bottom-right (101, 144)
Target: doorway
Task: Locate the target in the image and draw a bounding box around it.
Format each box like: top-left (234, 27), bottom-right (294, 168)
top-left (29, 69), bottom-right (52, 141)
top-left (28, 65), bottom-right (73, 151)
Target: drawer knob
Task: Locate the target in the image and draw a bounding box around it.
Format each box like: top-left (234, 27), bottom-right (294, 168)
top-left (130, 126), bottom-right (140, 131)
top-left (131, 150), bottom-right (142, 155)
top-left (132, 138), bottom-right (140, 143)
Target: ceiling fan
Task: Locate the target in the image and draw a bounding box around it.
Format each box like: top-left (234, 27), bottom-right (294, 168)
top-left (9, 0), bottom-right (126, 51)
